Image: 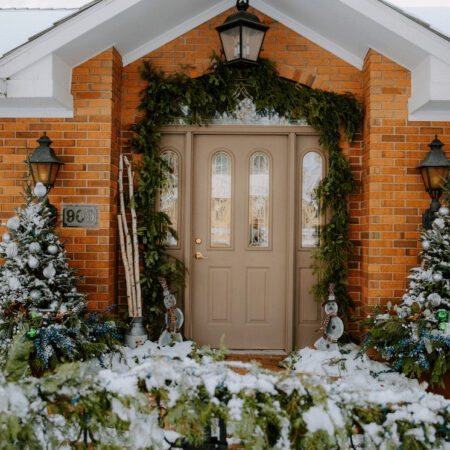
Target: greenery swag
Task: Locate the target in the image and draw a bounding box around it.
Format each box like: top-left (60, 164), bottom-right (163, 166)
top-left (132, 55), bottom-right (363, 336)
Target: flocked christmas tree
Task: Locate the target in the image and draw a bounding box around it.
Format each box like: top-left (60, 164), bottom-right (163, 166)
top-left (362, 176), bottom-right (450, 386)
top-left (0, 182), bottom-right (120, 377)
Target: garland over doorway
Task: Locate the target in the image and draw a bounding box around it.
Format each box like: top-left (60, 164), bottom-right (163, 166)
top-left (131, 56), bottom-right (363, 336)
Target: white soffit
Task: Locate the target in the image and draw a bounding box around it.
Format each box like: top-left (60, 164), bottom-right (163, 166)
top-left (0, 0), bottom-right (449, 119)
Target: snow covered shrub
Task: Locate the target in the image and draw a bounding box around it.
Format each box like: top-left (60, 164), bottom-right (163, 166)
top-left (0, 342), bottom-right (448, 449)
top-left (0, 183), bottom-right (121, 377)
top-left (361, 176), bottom-right (450, 386)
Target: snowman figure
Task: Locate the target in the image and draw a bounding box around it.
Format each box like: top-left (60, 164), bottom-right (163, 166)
top-left (314, 284), bottom-right (344, 351)
top-left (158, 278), bottom-right (184, 347)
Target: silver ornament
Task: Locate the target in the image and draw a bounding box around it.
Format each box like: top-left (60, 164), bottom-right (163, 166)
top-left (421, 240), bottom-right (430, 250)
top-left (6, 216), bottom-right (20, 231)
top-left (33, 182), bottom-right (47, 198)
top-left (438, 205), bottom-right (449, 216)
top-left (30, 290), bottom-right (42, 301)
top-left (8, 277), bottom-right (21, 290)
top-left (47, 244), bottom-right (59, 255)
top-left (433, 273), bottom-right (443, 282)
top-left (428, 293), bottom-right (441, 307)
top-left (2, 232), bottom-right (11, 243)
top-left (5, 242), bottom-right (18, 258)
top-left (43, 263), bottom-right (56, 279)
top-left (28, 242), bottom-right (41, 253)
top-left (28, 255), bottom-right (39, 269)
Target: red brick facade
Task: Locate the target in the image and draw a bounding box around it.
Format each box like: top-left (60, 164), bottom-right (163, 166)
top-left (0, 8), bottom-right (449, 332)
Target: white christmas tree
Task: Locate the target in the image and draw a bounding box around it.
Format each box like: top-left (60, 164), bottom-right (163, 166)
top-left (363, 179), bottom-right (450, 386)
top-left (0, 183), bottom-right (119, 376)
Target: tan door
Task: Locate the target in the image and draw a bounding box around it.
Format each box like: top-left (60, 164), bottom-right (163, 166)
top-left (191, 134), bottom-right (288, 349)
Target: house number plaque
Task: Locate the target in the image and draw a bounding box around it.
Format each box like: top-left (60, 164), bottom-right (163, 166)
top-left (62, 205), bottom-right (99, 228)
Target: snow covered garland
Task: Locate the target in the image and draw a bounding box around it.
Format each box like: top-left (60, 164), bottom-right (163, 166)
top-left (362, 177), bottom-right (450, 386)
top-left (0, 341), bottom-right (448, 449)
top-left (0, 183), bottom-right (120, 376)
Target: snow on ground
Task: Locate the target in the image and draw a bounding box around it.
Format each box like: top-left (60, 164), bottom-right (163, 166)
top-left (285, 344), bottom-right (429, 402)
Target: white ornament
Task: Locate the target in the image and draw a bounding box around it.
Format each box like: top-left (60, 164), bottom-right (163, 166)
top-left (428, 293), bottom-right (441, 307)
top-left (30, 290), bottom-right (42, 301)
top-left (2, 232), bottom-right (11, 243)
top-left (33, 182), bottom-right (47, 198)
top-left (8, 277), bottom-right (21, 290)
top-left (438, 205), bottom-right (449, 216)
top-left (433, 273), bottom-right (443, 282)
top-left (28, 255), bottom-right (39, 269)
top-left (5, 242), bottom-right (18, 258)
top-left (43, 263), bottom-right (56, 279)
top-left (47, 244), bottom-right (59, 255)
top-left (28, 242), bottom-right (41, 253)
top-left (6, 216), bottom-right (20, 231)
top-left (421, 240), bottom-right (430, 250)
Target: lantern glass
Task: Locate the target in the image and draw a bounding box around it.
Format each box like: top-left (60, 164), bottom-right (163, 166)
top-left (220, 27), bottom-right (241, 62)
top-left (31, 162), bottom-right (50, 185)
top-left (242, 26), bottom-right (265, 61)
top-left (419, 166), bottom-right (448, 191)
top-left (427, 166), bottom-right (448, 190)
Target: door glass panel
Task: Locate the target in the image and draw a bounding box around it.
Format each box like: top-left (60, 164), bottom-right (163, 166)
top-left (211, 152), bottom-right (232, 247)
top-left (160, 150), bottom-right (179, 246)
top-left (249, 152), bottom-right (270, 248)
top-left (302, 152), bottom-right (322, 247)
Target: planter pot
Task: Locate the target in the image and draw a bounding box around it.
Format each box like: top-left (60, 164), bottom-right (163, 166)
top-left (124, 317), bottom-right (148, 349)
top-left (419, 371), bottom-right (450, 398)
top-left (366, 350), bottom-right (449, 398)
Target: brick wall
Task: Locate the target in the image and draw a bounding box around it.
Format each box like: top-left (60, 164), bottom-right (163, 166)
top-left (0, 47), bottom-right (122, 311)
top-left (362, 49), bottom-right (450, 313)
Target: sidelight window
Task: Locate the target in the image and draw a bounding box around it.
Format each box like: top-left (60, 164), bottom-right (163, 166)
top-left (160, 150), bottom-right (179, 246)
top-left (301, 152), bottom-right (322, 247)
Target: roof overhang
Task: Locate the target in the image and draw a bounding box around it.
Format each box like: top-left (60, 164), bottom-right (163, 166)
top-left (0, 0), bottom-right (449, 120)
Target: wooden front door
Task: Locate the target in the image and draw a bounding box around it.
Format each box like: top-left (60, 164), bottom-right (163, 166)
top-left (191, 134), bottom-right (289, 349)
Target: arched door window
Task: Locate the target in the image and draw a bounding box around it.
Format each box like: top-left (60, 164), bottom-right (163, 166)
top-left (301, 152), bottom-right (323, 247)
top-left (211, 152), bottom-right (232, 247)
top-left (249, 152), bottom-right (270, 248)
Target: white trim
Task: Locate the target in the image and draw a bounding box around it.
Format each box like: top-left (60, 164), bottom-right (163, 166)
top-left (252, 0), bottom-right (364, 69)
top-left (0, 0), bottom-right (140, 77)
top-left (408, 109), bottom-right (450, 121)
top-left (339, 0), bottom-right (450, 69)
top-left (123, 0), bottom-right (235, 66)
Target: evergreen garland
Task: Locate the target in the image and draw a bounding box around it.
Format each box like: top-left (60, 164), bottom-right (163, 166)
top-left (132, 55), bottom-right (363, 335)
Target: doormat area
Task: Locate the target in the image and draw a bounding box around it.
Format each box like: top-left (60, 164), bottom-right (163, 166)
top-left (225, 353), bottom-right (286, 372)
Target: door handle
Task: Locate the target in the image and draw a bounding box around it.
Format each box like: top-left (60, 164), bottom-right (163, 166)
top-left (194, 251), bottom-right (208, 260)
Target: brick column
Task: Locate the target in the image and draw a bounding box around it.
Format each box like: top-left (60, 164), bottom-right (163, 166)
top-left (361, 49), bottom-right (430, 312)
top-left (0, 47), bottom-right (123, 311)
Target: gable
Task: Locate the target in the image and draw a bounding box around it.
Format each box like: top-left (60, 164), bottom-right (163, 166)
top-left (0, 0), bottom-right (449, 119)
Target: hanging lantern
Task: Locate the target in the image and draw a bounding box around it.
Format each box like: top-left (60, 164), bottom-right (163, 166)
top-left (216, 0), bottom-right (269, 65)
top-left (417, 135), bottom-right (450, 229)
top-left (27, 133), bottom-right (64, 192)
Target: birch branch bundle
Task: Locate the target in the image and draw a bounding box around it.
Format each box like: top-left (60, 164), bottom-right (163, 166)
top-left (118, 154), bottom-right (142, 317)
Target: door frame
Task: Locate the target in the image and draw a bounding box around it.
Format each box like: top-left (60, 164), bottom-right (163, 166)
top-left (160, 124), bottom-right (321, 353)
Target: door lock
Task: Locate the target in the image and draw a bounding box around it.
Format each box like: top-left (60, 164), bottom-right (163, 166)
top-left (194, 251), bottom-right (208, 260)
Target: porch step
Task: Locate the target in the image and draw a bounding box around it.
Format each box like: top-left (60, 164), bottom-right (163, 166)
top-left (225, 354), bottom-right (286, 372)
